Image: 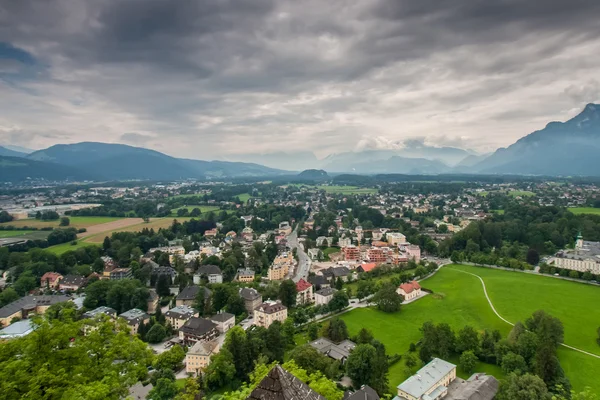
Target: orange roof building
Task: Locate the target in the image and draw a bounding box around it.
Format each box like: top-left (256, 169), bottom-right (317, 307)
top-left (397, 280), bottom-right (422, 301)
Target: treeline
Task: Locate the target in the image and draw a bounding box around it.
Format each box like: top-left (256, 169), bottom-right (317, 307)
top-left (438, 205), bottom-right (600, 264)
top-left (413, 310), bottom-right (571, 398)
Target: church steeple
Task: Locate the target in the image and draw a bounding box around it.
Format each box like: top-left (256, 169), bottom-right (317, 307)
top-left (576, 231), bottom-right (583, 250)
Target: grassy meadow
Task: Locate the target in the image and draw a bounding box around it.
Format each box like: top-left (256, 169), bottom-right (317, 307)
top-left (568, 207), bottom-right (600, 215)
top-left (340, 264), bottom-right (600, 392)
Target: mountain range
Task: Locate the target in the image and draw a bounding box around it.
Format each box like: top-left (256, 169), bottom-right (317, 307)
top-left (1, 103), bottom-right (599, 181)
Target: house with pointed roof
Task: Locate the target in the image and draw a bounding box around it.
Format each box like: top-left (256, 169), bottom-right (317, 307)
top-left (246, 365), bottom-right (325, 400)
top-left (394, 358), bottom-right (456, 400)
top-left (397, 281), bottom-right (422, 301)
top-left (296, 278), bottom-right (314, 305)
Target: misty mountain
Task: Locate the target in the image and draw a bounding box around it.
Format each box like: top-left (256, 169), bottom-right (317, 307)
top-left (394, 140), bottom-right (473, 166)
top-left (233, 151), bottom-right (318, 171)
top-left (0, 156), bottom-right (98, 182)
top-left (475, 103), bottom-right (600, 176)
top-left (2, 145), bottom-right (36, 154)
top-left (0, 142), bottom-right (288, 181)
top-left (323, 151), bottom-right (448, 174)
top-left (297, 169), bottom-right (329, 180)
top-left (0, 146), bottom-right (28, 158)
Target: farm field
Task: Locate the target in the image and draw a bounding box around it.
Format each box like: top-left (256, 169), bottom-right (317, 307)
top-left (508, 190), bottom-right (535, 197)
top-left (0, 230), bottom-right (37, 238)
top-left (340, 264), bottom-right (600, 392)
top-left (236, 193), bottom-right (254, 202)
top-left (170, 205), bottom-right (220, 216)
top-left (47, 241), bottom-right (101, 255)
top-left (84, 217), bottom-right (191, 243)
top-left (0, 216), bottom-right (123, 229)
top-left (316, 185), bottom-right (378, 194)
top-left (568, 207), bottom-right (600, 215)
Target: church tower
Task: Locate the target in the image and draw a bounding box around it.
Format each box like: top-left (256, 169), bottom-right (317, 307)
top-left (576, 232), bottom-right (583, 250)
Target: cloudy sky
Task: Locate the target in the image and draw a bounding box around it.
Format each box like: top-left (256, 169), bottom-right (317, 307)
top-left (1, 0), bottom-right (599, 161)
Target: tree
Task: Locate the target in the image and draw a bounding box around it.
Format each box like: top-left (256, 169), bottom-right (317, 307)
top-left (456, 325), bottom-right (480, 354)
top-left (205, 349), bottom-right (236, 390)
top-left (226, 294), bottom-right (246, 316)
top-left (223, 327), bottom-right (252, 380)
top-left (265, 321), bottom-right (286, 362)
top-left (516, 331), bottom-right (539, 364)
top-left (278, 279), bottom-right (297, 308)
top-left (307, 323), bottom-right (319, 341)
top-left (174, 377), bottom-right (203, 400)
top-left (155, 275), bottom-right (171, 297)
top-left (526, 249), bottom-right (540, 265)
top-left (323, 318), bottom-right (349, 342)
top-left (372, 282), bottom-right (402, 313)
top-left (149, 378), bottom-right (179, 400)
top-left (92, 258), bottom-right (105, 273)
top-left (346, 344), bottom-right (377, 388)
top-left (59, 216), bottom-right (70, 226)
top-left (0, 287), bottom-right (19, 307)
top-left (328, 290), bottom-right (349, 313)
top-left (146, 324), bottom-right (167, 344)
top-left (508, 321), bottom-right (526, 344)
top-left (459, 350), bottom-right (477, 374)
top-left (355, 328), bottom-right (374, 344)
top-left (502, 352), bottom-right (528, 375)
top-left (155, 345), bottom-right (186, 371)
top-left (497, 373), bottom-right (549, 400)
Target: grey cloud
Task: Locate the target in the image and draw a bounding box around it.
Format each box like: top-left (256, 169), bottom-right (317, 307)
top-left (1, 0), bottom-right (599, 159)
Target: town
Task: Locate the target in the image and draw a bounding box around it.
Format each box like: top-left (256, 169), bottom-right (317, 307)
top-left (1, 177), bottom-right (600, 400)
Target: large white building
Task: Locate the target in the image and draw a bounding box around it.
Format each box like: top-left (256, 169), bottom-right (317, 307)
top-left (394, 358), bottom-right (456, 400)
top-left (552, 233), bottom-right (600, 274)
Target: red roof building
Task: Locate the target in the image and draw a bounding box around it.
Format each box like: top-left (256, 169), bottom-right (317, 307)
top-left (357, 263), bottom-right (377, 273)
top-left (295, 279), bottom-right (314, 305)
top-left (397, 280), bottom-right (422, 301)
top-left (40, 272), bottom-right (63, 289)
top-left (296, 278), bottom-right (312, 292)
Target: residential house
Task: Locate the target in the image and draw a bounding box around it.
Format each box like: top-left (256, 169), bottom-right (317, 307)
top-left (178, 317), bottom-right (219, 345)
top-left (0, 295), bottom-right (71, 327)
top-left (344, 385), bottom-right (380, 400)
top-left (322, 266), bottom-right (351, 282)
top-left (397, 281), bottom-right (422, 301)
top-left (165, 305), bottom-right (198, 330)
top-left (119, 308), bottom-right (150, 335)
top-left (147, 289), bottom-right (159, 314)
top-left (194, 265), bottom-right (223, 284)
top-left (309, 337), bottom-right (356, 364)
top-left (58, 275), bottom-right (87, 291)
top-left (242, 227), bottom-right (254, 241)
top-left (339, 237), bottom-right (352, 247)
top-left (109, 268), bottom-right (132, 280)
top-left (239, 287), bottom-right (262, 314)
top-left (399, 244), bottom-right (421, 263)
top-left (151, 265), bottom-right (177, 282)
top-left (247, 365), bottom-right (325, 400)
top-left (235, 268), bottom-right (255, 282)
top-left (176, 285), bottom-right (211, 307)
top-left (204, 228), bottom-right (218, 238)
top-left (82, 306), bottom-right (117, 320)
top-left (253, 300), bottom-right (288, 328)
top-left (314, 287), bottom-right (337, 306)
top-left (268, 252), bottom-right (293, 281)
top-left (40, 272), bottom-right (63, 290)
top-left (308, 275), bottom-right (330, 290)
top-left (357, 263), bottom-right (377, 273)
top-left (210, 312), bottom-right (235, 334)
top-left (296, 279), bottom-right (314, 305)
top-left (394, 358), bottom-right (456, 400)
top-left (186, 340), bottom-right (220, 376)
top-left (278, 221), bottom-right (292, 236)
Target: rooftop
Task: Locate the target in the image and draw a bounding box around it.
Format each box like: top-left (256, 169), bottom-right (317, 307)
top-left (210, 312), bottom-right (235, 322)
top-left (246, 365), bottom-right (325, 400)
top-left (82, 306), bottom-right (117, 319)
top-left (119, 308), bottom-right (149, 324)
top-left (396, 358), bottom-right (456, 399)
top-left (0, 319), bottom-right (36, 338)
top-left (165, 305), bottom-right (196, 318)
top-left (296, 278), bottom-right (312, 292)
top-left (177, 285), bottom-right (211, 301)
top-left (180, 317), bottom-right (218, 336)
top-left (0, 295), bottom-right (71, 318)
top-left (188, 340), bottom-right (219, 356)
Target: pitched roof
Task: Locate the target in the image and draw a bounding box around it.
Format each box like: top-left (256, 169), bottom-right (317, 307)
top-left (315, 287), bottom-right (337, 297)
top-left (398, 281), bottom-right (421, 294)
top-left (40, 272), bottom-right (62, 283)
top-left (239, 287), bottom-right (261, 301)
top-left (188, 340), bottom-right (220, 357)
top-left (179, 317), bottom-right (218, 336)
top-left (246, 365), bottom-right (325, 400)
top-left (256, 301), bottom-right (287, 314)
top-left (165, 305), bottom-right (196, 319)
top-left (445, 375), bottom-right (499, 400)
top-left (197, 264), bottom-right (222, 275)
top-left (296, 278), bottom-right (312, 292)
top-left (344, 385), bottom-right (380, 400)
top-left (397, 358), bottom-right (456, 398)
top-left (0, 295), bottom-right (70, 318)
top-left (210, 312), bottom-right (235, 323)
top-left (177, 285), bottom-right (211, 301)
top-left (59, 274), bottom-right (87, 287)
top-left (359, 263), bottom-right (377, 272)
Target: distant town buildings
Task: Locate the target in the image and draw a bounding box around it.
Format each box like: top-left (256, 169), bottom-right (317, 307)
top-left (552, 233), bottom-right (600, 274)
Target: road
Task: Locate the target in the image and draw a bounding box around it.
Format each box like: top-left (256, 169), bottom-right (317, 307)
top-left (287, 227), bottom-right (311, 282)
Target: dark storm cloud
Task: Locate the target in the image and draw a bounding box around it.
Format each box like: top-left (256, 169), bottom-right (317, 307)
top-left (1, 0), bottom-right (599, 161)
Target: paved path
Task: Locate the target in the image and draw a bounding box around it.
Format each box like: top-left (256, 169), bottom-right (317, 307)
top-left (448, 266), bottom-right (600, 360)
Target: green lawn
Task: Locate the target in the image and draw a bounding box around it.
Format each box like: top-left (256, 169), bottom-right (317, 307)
top-left (322, 247), bottom-right (340, 260)
top-left (46, 240), bottom-right (100, 255)
top-left (341, 264), bottom-right (600, 392)
top-left (316, 185), bottom-right (378, 195)
top-left (0, 230), bottom-right (37, 238)
top-left (236, 193), bottom-right (254, 202)
top-left (491, 209), bottom-right (505, 215)
top-left (508, 190), bottom-right (535, 197)
top-left (568, 207), bottom-right (600, 215)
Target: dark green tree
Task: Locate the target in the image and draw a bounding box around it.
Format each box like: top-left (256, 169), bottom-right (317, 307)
top-left (278, 279), bottom-right (297, 308)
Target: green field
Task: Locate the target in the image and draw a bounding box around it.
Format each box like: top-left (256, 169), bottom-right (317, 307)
top-left (0, 230), bottom-right (37, 238)
top-left (236, 193), bottom-right (254, 202)
top-left (0, 216), bottom-right (122, 229)
top-left (46, 241), bottom-right (101, 255)
top-left (491, 209), bottom-right (505, 215)
top-left (508, 190), bottom-right (535, 197)
top-left (170, 205), bottom-right (221, 216)
top-left (322, 247), bottom-right (340, 260)
top-left (341, 264), bottom-right (600, 392)
top-left (568, 207), bottom-right (600, 215)
top-left (316, 185), bottom-right (378, 195)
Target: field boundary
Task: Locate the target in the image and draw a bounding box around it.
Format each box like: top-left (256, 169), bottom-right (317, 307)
top-left (447, 266), bottom-right (600, 360)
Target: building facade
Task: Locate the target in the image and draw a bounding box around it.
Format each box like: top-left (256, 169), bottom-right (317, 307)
top-left (186, 340), bottom-right (220, 376)
top-left (394, 358), bottom-right (456, 400)
top-left (254, 300), bottom-right (288, 328)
